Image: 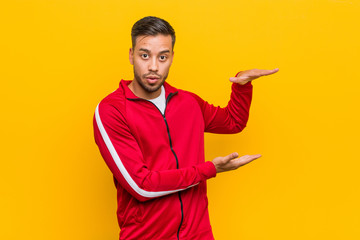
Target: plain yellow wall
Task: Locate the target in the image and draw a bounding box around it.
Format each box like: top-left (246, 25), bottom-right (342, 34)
top-left (1, 0), bottom-right (359, 239)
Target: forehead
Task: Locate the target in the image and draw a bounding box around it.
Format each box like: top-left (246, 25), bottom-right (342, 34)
top-left (134, 35), bottom-right (172, 52)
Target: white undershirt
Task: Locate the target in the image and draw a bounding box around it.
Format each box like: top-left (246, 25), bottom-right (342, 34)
top-left (148, 85), bottom-right (166, 115)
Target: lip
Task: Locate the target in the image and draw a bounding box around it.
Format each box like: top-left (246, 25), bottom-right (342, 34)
top-left (146, 75), bottom-right (160, 79)
top-left (146, 76), bottom-right (160, 84)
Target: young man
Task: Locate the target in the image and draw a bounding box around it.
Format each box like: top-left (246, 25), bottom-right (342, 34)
top-left (93, 16), bottom-right (278, 240)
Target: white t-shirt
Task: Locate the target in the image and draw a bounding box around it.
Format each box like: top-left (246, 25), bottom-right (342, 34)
top-left (148, 85), bottom-right (166, 115)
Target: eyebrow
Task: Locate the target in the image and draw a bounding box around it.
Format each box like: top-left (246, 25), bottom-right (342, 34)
top-left (139, 48), bottom-right (150, 53)
top-left (139, 48), bottom-right (171, 54)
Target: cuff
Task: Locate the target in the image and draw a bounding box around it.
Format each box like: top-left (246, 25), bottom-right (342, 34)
top-left (198, 161), bottom-right (217, 180)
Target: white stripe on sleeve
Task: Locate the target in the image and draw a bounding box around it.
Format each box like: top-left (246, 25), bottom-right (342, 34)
top-left (95, 103), bottom-right (198, 198)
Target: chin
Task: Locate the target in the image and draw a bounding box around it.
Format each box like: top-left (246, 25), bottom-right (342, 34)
top-left (142, 78), bottom-right (165, 92)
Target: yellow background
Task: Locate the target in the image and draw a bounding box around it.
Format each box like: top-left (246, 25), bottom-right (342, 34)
top-left (1, 0), bottom-right (359, 239)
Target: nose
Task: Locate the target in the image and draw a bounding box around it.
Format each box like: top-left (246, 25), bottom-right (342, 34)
top-left (148, 57), bottom-right (158, 72)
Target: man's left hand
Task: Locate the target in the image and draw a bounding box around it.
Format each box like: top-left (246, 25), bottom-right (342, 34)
top-left (229, 68), bottom-right (279, 85)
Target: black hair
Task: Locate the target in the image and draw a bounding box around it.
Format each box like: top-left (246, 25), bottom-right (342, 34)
top-left (131, 16), bottom-right (175, 49)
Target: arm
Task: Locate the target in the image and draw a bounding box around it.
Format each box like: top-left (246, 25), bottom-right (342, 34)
top-left (93, 102), bottom-right (217, 202)
top-left (192, 68), bottom-right (279, 134)
top-left (191, 80), bottom-right (253, 134)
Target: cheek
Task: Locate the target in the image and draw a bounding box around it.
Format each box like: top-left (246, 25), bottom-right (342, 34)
top-left (161, 62), bottom-right (171, 72)
top-left (134, 60), bottom-right (146, 72)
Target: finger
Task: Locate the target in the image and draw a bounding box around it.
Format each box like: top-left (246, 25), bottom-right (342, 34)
top-left (254, 68), bottom-right (279, 77)
top-left (264, 68), bottom-right (279, 75)
top-left (236, 154), bottom-right (262, 166)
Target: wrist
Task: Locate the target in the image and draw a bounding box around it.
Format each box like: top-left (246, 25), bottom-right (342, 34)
top-left (210, 161), bottom-right (219, 175)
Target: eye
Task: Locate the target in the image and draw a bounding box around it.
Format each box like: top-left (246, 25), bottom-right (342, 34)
top-left (159, 55), bottom-right (167, 61)
top-left (141, 53), bottom-right (149, 59)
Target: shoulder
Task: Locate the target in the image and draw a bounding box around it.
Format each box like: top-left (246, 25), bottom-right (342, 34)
top-left (176, 89), bottom-right (206, 106)
top-left (95, 87), bottom-right (127, 123)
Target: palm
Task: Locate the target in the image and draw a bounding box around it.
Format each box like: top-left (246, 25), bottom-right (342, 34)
top-left (229, 68), bottom-right (279, 85)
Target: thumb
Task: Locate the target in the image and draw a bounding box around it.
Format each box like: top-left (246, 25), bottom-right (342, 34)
top-left (223, 152), bottom-right (239, 163)
top-left (229, 76), bottom-right (249, 83)
top-left (229, 77), bottom-right (238, 82)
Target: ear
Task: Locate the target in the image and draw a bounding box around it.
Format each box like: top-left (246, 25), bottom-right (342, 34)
top-left (129, 48), bottom-right (134, 65)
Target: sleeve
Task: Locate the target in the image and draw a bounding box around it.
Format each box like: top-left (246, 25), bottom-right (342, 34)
top-left (93, 102), bottom-right (217, 202)
top-left (189, 76), bottom-right (253, 134)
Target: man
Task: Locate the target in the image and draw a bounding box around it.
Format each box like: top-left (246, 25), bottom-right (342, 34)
top-left (93, 16), bottom-right (278, 240)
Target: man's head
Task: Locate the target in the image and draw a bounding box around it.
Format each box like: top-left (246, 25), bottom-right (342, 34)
top-left (129, 16), bottom-right (176, 99)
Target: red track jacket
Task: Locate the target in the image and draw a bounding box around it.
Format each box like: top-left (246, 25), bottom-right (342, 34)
top-left (93, 79), bottom-right (253, 240)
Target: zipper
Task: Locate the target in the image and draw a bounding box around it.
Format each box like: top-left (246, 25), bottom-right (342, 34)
top-left (128, 92), bottom-right (184, 239)
top-left (162, 94), bottom-right (184, 240)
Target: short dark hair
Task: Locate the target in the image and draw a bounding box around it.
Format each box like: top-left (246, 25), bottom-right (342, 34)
top-left (131, 16), bottom-right (176, 49)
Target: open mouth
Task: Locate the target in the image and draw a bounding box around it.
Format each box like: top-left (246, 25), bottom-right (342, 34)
top-left (146, 76), bottom-right (160, 84)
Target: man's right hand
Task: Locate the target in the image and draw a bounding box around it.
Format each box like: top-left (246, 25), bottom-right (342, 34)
top-left (212, 152), bottom-right (262, 173)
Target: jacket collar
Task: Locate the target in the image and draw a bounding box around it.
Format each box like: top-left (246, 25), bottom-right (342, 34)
top-left (120, 80), bottom-right (178, 100)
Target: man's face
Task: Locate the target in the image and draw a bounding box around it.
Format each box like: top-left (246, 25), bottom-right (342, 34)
top-left (129, 34), bottom-right (174, 99)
